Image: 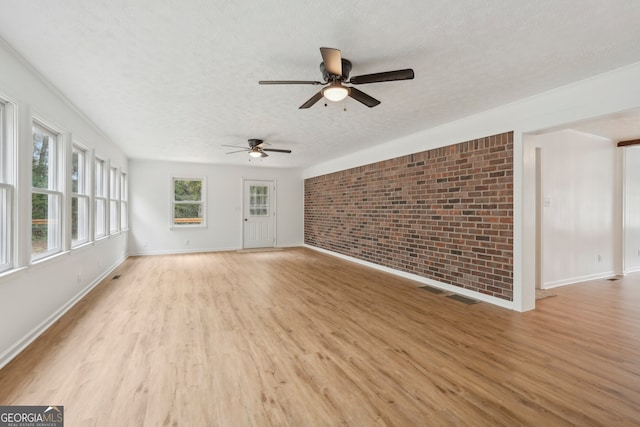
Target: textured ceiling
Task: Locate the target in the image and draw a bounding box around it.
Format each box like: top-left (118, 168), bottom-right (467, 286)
top-left (563, 109), bottom-right (640, 142)
top-left (1, 0), bottom-right (640, 168)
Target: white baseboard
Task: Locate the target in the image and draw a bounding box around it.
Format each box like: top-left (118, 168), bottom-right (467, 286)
top-left (304, 244), bottom-right (515, 310)
top-left (542, 271), bottom-right (616, 289)
top-left (0, 256), bottom-right (127, 370)
top-left (127, 246), bottom-right (238, 256)
top-left (128, 245), bottom-right (300, 257)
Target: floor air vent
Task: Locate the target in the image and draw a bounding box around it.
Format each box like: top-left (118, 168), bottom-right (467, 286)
top-left (446, 294), bottom-right (480, 305)
top-left (418, 286), bottom-right (445, 294)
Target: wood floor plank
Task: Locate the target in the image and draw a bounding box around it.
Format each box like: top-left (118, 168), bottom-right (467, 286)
top-left (0, 248), bottom-right (639, 426)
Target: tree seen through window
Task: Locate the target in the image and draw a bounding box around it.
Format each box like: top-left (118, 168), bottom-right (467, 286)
top-left (173, 178), bottom-right (204, 226)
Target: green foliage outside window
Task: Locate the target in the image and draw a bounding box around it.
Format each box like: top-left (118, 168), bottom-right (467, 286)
top-left (174, 179), bottom-right (201, 201)
top-left (173, 179), bottom-right (204, 225)
top-left (32, 131), bottom-right (50, 190)
top-left (32, 128), bottom-right (53, 249)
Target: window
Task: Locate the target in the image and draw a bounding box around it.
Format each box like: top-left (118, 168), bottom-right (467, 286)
top-left (0, 183), bottom-right (10, 271)
top-left (249, 184), bottom-right (269, 216)
top-left (71, 144), bottom-right (89, 247)
top-left (120, 172), bottom-right (128, 230)
top-left (95, 158), bottom-right (107, 239)
top-left (109, 166), bottom-right (119, 233)
top-left (32, 122), bottom-right (62, 259)
top-left (171, 177), bottom-right (205, 227)
top-left (0, 99), bottom-right (15, 272)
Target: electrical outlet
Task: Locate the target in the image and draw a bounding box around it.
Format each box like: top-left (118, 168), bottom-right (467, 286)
top-left (185, 240), bottom-right (190, 246)
top-left (597, 254), bottom-right (602, 262)
top-left (77, 272), bottom-right (82, 284)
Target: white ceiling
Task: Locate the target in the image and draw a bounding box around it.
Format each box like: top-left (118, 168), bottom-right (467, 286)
top-left (1, 0), bottom-right (640, 168)
top-left (562, 109), bottom-right (640, 142)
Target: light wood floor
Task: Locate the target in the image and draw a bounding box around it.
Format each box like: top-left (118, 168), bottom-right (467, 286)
top-left (1, 248), bottom-right (639, 426)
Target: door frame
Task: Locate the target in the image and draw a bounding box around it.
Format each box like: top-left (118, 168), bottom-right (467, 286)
top-left (241, 178), bottom-right (277, 249)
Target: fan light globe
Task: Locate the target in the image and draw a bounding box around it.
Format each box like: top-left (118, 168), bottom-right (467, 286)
top-left (249, 149), bottom-right (262, 158)
top-left (322, 82), bottom-right (349, 102)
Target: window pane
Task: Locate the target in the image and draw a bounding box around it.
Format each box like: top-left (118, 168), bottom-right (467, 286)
top-left (72, 147), bottom-right (85, 194)
top-left (110, 200), bottom-right (118, 233)
top-left (95, 198), bottom-right (106, 238)
top-left (121, 173), bottom-right (127, 201)
top-left (173, 203), bottom-right (202, 225)
top-left (0, 187), bottom-right (9, 269)
top-left (32, 192), bottom-right (60, 256)
top-left (174, 179), bottom-right (202, 201)
top-left (72, 196), bottom-right (89, 245)
top-left (32, 125), bottom-right (55, 190)
top-left (110, 167), bottom-right (118, 199)
top-left (72, 150), bottom-right (79, 193)
top-left (95, 159), bottom-right (104, 197)
top-left (120, 201), bottom-right (128, 230)
top-left (249, 185), bottom-right (269, 216)
top-left (0, 104), bottom-right (4, 184)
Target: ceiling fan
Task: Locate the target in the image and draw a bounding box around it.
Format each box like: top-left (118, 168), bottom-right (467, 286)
top-left (259, 47), bottom-right (414, 109)
top-left (223, 138), bottom-right (292, 158)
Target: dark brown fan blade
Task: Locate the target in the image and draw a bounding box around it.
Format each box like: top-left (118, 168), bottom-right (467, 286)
top-left (263, 148), bottom-right (292, 153)
top-left (348, 87), bottom-right (381, 108)
top-left (320, 47), bottom-right (342, 76)
top-left (299, 91), bottom-right (324, 109)
top-left (349, 69), bottom-right (414, 85)
top-left (221, 144), bottom-right (249, 149)
top-left (261, 152), bottom-right (269, 158)
top-left (226, 149), bottom-right (249, 154)
top-left (259, 80), bottom-right (323, 85)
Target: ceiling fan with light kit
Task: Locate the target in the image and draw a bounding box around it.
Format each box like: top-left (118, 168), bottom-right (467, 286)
top-left (223, 138), bottom-right (292, 158)
top-left (259, 47), bottom-right (414, 109)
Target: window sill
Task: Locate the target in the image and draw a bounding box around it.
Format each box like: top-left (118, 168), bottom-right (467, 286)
top-left (0, 266), bottom-right (28, 285)
top-left (30, 250), bottom-right (71, 271)
top-left (71, 241), bottom-right (94, 253)
top-left (170, 225), bottom-right (208, 230)
top-left (94, 236), bottom-right (109, 245)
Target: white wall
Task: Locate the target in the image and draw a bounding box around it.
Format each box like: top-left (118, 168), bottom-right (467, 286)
top-left (624, 146), bottom-right (640, 273)
top-left (0, 41), bottom-right (129, 367)
top-left (128, 159), bottom-right (303, 255)
top-left (303, 61), bottom-right (640, 311)
top-left (532, 130), bottom-right (618, 287)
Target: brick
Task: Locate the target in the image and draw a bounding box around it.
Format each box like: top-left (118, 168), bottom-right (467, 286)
top-left (304, 132), bottom-right (514, 301)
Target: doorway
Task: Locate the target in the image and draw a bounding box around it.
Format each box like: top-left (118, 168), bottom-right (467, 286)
top-left (242, 179), bottom-right (275, 249)
top-left (526, 129), bottom-right (622, 293)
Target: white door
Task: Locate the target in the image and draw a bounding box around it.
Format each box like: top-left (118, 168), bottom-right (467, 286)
top-left (243, 180), bottom-right (275, 248)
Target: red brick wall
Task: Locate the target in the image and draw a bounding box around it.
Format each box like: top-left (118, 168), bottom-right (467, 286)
top-left (304, 132), bottom-right (514, 301)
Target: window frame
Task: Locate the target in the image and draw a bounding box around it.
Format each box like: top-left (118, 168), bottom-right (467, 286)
top-left (31, 120), bottom-right (64, 261)
top-left (94, 157), bottom-right (107, 240)
top-left (120, 171), bottom-right (128, 231)
top-left (71, 143), bottom-right (90, 247)
top-left (109, 165), bottom-right (119, 234)
top-left (170, 176), bottom-right (206, 229)
top-left (0, 98), bottom-right (16, 273)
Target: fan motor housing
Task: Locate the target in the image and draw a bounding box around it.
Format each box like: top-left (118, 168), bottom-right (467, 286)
top-left (321, 59), bottom-right (352, 81)
top-left (248, 138), bottom-right (263, 148)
